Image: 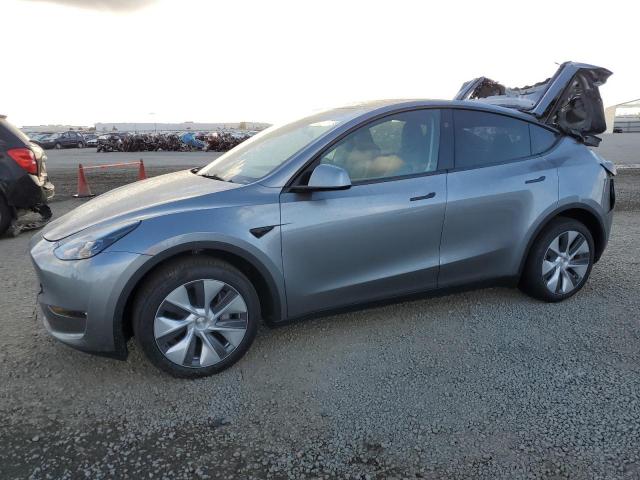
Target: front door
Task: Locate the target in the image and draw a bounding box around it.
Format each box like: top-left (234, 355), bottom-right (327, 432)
top-left (61, 132), bottom-right (72, 147)
top-left (280, 109), bottom-right (448, 318)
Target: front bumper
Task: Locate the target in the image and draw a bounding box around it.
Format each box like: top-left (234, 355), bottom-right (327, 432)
top-left (30, 234), bottom-right (148, 359)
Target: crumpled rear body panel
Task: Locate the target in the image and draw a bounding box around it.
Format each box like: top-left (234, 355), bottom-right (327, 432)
top-left (454, 62), bottom-right (612, 142)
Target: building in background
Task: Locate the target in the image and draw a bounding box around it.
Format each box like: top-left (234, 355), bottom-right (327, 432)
top-left (604, 99), bottom-right (640, 133)
top-left (21, 124), bottom-right (92, 134)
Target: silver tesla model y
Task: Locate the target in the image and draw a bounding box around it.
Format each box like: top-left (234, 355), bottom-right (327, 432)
top-left (31, 62), bottom-right (616, 377)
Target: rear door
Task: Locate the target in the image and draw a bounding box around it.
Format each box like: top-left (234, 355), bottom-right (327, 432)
top-left (438, 109), bottom-right (559, 287)
top-left (280, 109), bottom-right (450, 318)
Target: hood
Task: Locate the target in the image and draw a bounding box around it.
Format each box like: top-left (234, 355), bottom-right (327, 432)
top-left (43, 170), bottom-right (240, 241)
top-left (454, 61), bottom-right (612, 142)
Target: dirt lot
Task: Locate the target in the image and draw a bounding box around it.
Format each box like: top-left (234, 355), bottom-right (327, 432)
top-left (44, 149), bottom-right (219, 199)
top-left (0, 162), bottom-right (639, 478)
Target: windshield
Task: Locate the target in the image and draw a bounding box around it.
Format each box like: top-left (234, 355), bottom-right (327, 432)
top-left (197, 108), bottom-right (361, 184)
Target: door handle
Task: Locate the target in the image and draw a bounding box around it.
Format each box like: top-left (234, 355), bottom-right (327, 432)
top-left (410, 192), bottom-right (436, 202)
top-left (525, 175), bottom-right (546, 184)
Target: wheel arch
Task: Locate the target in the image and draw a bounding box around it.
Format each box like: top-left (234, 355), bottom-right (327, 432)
top-left (0, 187), bottom-right (15, 234)
top-left (0, 185), bottom-right (10, 208)
top-left (113, 241), bottom-right (285, 356)
top-left (518, 203), bottom-right (607, 278)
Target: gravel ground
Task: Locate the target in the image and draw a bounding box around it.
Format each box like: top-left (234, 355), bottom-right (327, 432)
top-left (597, 133), bottom-right (640, 167)
top-left (0, 169), bottom-right (639, 479)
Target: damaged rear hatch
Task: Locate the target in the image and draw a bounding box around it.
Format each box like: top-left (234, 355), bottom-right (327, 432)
top-left (454, 61), bottom-right (612, 145)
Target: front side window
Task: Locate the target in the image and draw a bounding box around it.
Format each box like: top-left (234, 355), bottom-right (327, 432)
top-left (454, 110), bottom-right (531, 168)
top-left (320, 109), bottom-right (440, 182)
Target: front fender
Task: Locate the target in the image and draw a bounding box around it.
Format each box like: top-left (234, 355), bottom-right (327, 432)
top-left (110, 236), bottom-right (287, 358)
top-left (107, 198), bottom-right (287, 354)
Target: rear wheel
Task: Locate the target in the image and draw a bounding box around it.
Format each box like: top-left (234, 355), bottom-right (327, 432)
top-left (0, 196), bottom-right (12, 236)
top-left (133, 256), bottom-right (259, 378)
top-left (520, 218), bottom-right (594, 302)
top-left (55, 143), bottom-right (62, 150)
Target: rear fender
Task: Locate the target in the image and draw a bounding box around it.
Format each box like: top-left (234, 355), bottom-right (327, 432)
top-left (518, 202), bottom-right (607, 277)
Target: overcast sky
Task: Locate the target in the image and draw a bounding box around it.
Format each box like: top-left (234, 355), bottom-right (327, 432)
top-left (1, 0), bottom-right (637, 127)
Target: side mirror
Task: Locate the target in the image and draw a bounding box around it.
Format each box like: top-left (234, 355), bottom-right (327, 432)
top-left (291, 164), bottom-right (351, 192)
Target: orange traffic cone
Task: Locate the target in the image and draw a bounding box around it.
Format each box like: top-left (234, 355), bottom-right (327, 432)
top-left (138, 159), bottom-right (147, 180)
top-left (73, 164), bottom-right (94, 198)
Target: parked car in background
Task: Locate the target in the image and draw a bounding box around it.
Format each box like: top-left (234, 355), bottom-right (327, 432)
top-left (84, 133), bottom-right (99, 147)
top-left (34, 131), bottom-right (86, 150)
top-left (28, 133), bottom-right (53, 143)
top-left (96, 132), bottom-right (128, 152)
top-left (30, 62), bottom-right (615, 378)
top-left (0, 115), bottom-right (54, 236)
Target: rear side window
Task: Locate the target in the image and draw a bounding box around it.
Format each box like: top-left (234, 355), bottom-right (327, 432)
top-left (454, 110), bottom-right (531, 169)
top-left (530, 124), bottom-right (558, 154)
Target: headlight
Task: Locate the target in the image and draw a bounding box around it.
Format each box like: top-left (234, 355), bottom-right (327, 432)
top-left (54, 221), bottom-right (140, 260)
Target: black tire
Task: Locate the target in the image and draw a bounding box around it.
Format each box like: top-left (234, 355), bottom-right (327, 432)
top-left (520, 217), bottom-right (595, 302)
top-left (0, 195), bottom-right (12, 236)
top-left (132, 256), bottom-right (260, 378)
top-left (77, 142), bottom-right (84, 148)
top-left (55, 143), bottom-right (62, 150)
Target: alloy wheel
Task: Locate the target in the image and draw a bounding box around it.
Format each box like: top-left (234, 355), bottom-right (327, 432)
top-left (153, 279), bottom-right (248, 368)
top-left (542, 230), bottom-right (590, 295)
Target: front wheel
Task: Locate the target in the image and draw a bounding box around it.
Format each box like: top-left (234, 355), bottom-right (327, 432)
top-left (133, 256), bottom-right (259, 378)
top-left (520, 218), bottom-right (594, 302)
top-left (54, 143), bottom-right (62, 150)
